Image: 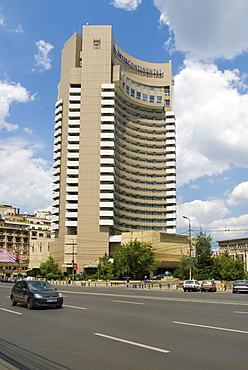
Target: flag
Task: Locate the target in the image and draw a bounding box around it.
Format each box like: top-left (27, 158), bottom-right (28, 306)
top-left (0, 249), bottom-right (18, 263)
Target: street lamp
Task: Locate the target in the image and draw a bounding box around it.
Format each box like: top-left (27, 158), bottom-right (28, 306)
top-left (183, 216), bottom-right (192, 279)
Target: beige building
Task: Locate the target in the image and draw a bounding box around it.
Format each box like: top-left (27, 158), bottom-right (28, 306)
top-left (111, 231), bottom-right (191, 271)
top-left (52, 25), bottom-right (176, 274)
top-left (0, 205), bottom-right (52, 277)
top-left (218, 237), bottom-right (248, 271)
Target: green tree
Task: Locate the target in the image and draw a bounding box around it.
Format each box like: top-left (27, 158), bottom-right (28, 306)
top-left (112, 239), bottom-right (156, 280)
top-left (212, 253), bottom-right (245, 280)
top-left (194, 229), bottom-right (213, 279)
top-left (98, 253), bottom-right (114, 280)
top-left (174, 255), bottom-right (192, 280)
top-left (40, 256), bottom-right (62, 279)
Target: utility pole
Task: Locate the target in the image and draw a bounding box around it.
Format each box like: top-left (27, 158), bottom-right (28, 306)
top-left (183, 216), bottom-right (192, 279)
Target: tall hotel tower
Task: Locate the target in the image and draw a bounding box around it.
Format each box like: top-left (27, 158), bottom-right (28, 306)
top-left (52, 25), bottom-right (176, 274)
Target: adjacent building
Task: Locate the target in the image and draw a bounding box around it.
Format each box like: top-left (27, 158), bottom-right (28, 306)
top-left (0, 205), bottom-right (52, 277)
top-left (52, 25), bottom-right (176, 274)
top-left (218, 237), bottom-right (248, 271)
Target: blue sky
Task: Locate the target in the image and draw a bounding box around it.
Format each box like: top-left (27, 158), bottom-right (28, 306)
top-left (1, 0), bottom-right (248, 243)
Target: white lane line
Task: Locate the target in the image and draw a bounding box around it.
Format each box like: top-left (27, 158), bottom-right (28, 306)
top-left (234, 311), bottom-right (248, 315)
top-left (0, 308), bottom-right (22, 315)
top-left (63, 304), bottom-right (87, 310)
top-left (173, 321), bottom-right (248, 334)
top-left (94, 333), bottom-right (170, 354)
top-left (113, 300), bottom-right (144, 305)
top-left (59, 290), bottom-right (248, 306)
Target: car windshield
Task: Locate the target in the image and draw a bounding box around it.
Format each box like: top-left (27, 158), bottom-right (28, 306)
top-left (234, 280), bottom-right (248, 284)
top-left (28, 281), bottom-right (55, 291)
top-left (185, 280), bottom-right (194, 284)
top-left (202, 281), bottom-right (212, 284)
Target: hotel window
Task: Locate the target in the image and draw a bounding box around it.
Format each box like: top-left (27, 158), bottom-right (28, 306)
top-left (156, 96), bottom-right (162, 104)
top-left (126, 85), bottom-right (130, 94)
top-left (143, 93), bottom-right (147, 102)
top-left (136, 91), bottom-right (141, 100)
top-left (149, 95), bottom-right (154, 103)
top-left (165, 100), bottom-right (170, 107)
top-left (164, 87), bottom-right (170, 96)
top-left (131, 88), bottom-right (135, 97)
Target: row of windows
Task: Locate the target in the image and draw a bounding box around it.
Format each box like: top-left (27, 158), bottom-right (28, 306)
top-left (125, 76), bottom-right (170, 94)
top-left (125, 85), bottom-right (170, 106)
top-left (115, 216), bottom-right (167, 223)
top-left (115, 224), bottom-right (170, 231)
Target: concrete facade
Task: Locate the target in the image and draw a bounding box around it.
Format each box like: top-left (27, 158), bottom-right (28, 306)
top-left (218, 237), bottom-right (248, 271)
top-left (0, 205), bottom-right (52, 277)
top-left (52, 25), bottom-right (176, 274)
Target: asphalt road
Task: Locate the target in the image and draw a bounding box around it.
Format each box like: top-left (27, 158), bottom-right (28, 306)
top-left (1, 283), bottom-right (248, 370)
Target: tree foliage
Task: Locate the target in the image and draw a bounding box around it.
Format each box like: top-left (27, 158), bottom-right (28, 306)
top-left (212, 254), bottom-right (245, 280)
top-left (194, 229), bottom-right (213, 279)
top-left (112, 239), bottom-right (156, 280)
top-left (39, 256), bottom-right (62, 279)
top-left (98, 253), bottom-right (114, 280)
top-left (174, 230), bottom-right (246, 281)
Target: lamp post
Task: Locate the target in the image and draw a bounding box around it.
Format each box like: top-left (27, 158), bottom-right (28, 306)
top-left (183, 216), bottom-right (192, 279)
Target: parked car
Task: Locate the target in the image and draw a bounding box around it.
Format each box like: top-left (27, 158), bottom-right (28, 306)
top-left (232, 280), bottom-right (248, 294)
top-left (183, 279), bottom-right (201, 292)
top-left (8, 278), bottom-right (16, 283)
top-left (1, 277), bottom-right (8, 283)
top-left (10, 280), bottom-right (63, 309)
top-left (200, 280), bottom-right (217, 292)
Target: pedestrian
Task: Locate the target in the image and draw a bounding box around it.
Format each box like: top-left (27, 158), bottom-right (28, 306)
top-left (126, 277), bottom-right (130, 288)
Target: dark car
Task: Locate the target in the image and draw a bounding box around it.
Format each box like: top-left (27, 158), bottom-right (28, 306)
top-left (200, 280), bottom-right (217, 292)
top-left (10, 280), bottom-right (63, 309)
top-left (232, 280), bottom-right (248, 294)
top-left (151, 275), bottom-right (163, 280)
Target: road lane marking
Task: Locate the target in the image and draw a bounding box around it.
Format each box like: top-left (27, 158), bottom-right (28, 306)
top-left (113, 300), bottom-right (144, 305)
top-left (94, 333), bottom-right (170, 354)
top-left (234, 311), bottom-right (248, 315)
top-left (63, 304), bottom-right (87, 310)
top-left (173, 321), bottom-right (248, 334)
top-left (0, 308), bottom-right (22, 315)
top-left (58, 290), bottom-right (248, 306)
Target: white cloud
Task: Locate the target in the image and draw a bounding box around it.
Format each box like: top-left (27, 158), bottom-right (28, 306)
top-left (175, 59), bottom-right (248, 186)
top-left (34, 40), bottom-right (54, 72)
top-left (211, 214), bottom-right (248, 241)
top-left (110, 0), bottom-right (142, 11)
top-left (8, 24), bottom-right (24, 33)
top-left (178, 199), bottom-right (230, 230)
top-left (0, 80), bottom-right (34, 132)
top-left (0, 8), bottom-right (4, 26)
top-left (154, 0), bottom-right (248, 60)
top-left (0, 137), bottom-right (52, 211)
top-left (227, 182), bottom-right (248, 206)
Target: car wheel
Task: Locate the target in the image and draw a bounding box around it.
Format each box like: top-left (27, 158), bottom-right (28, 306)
top-left (10, 295), bottom-right (17, 306)
top-left (56, 304), bottom-right (62, 309)
top-left (233, 290), bottom-right (236, 294)
top-left (27, 298), bottom-right (33, 310)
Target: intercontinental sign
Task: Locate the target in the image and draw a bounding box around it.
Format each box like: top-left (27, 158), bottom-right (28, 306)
top-left (114, 44), bottom-right (164, 77)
